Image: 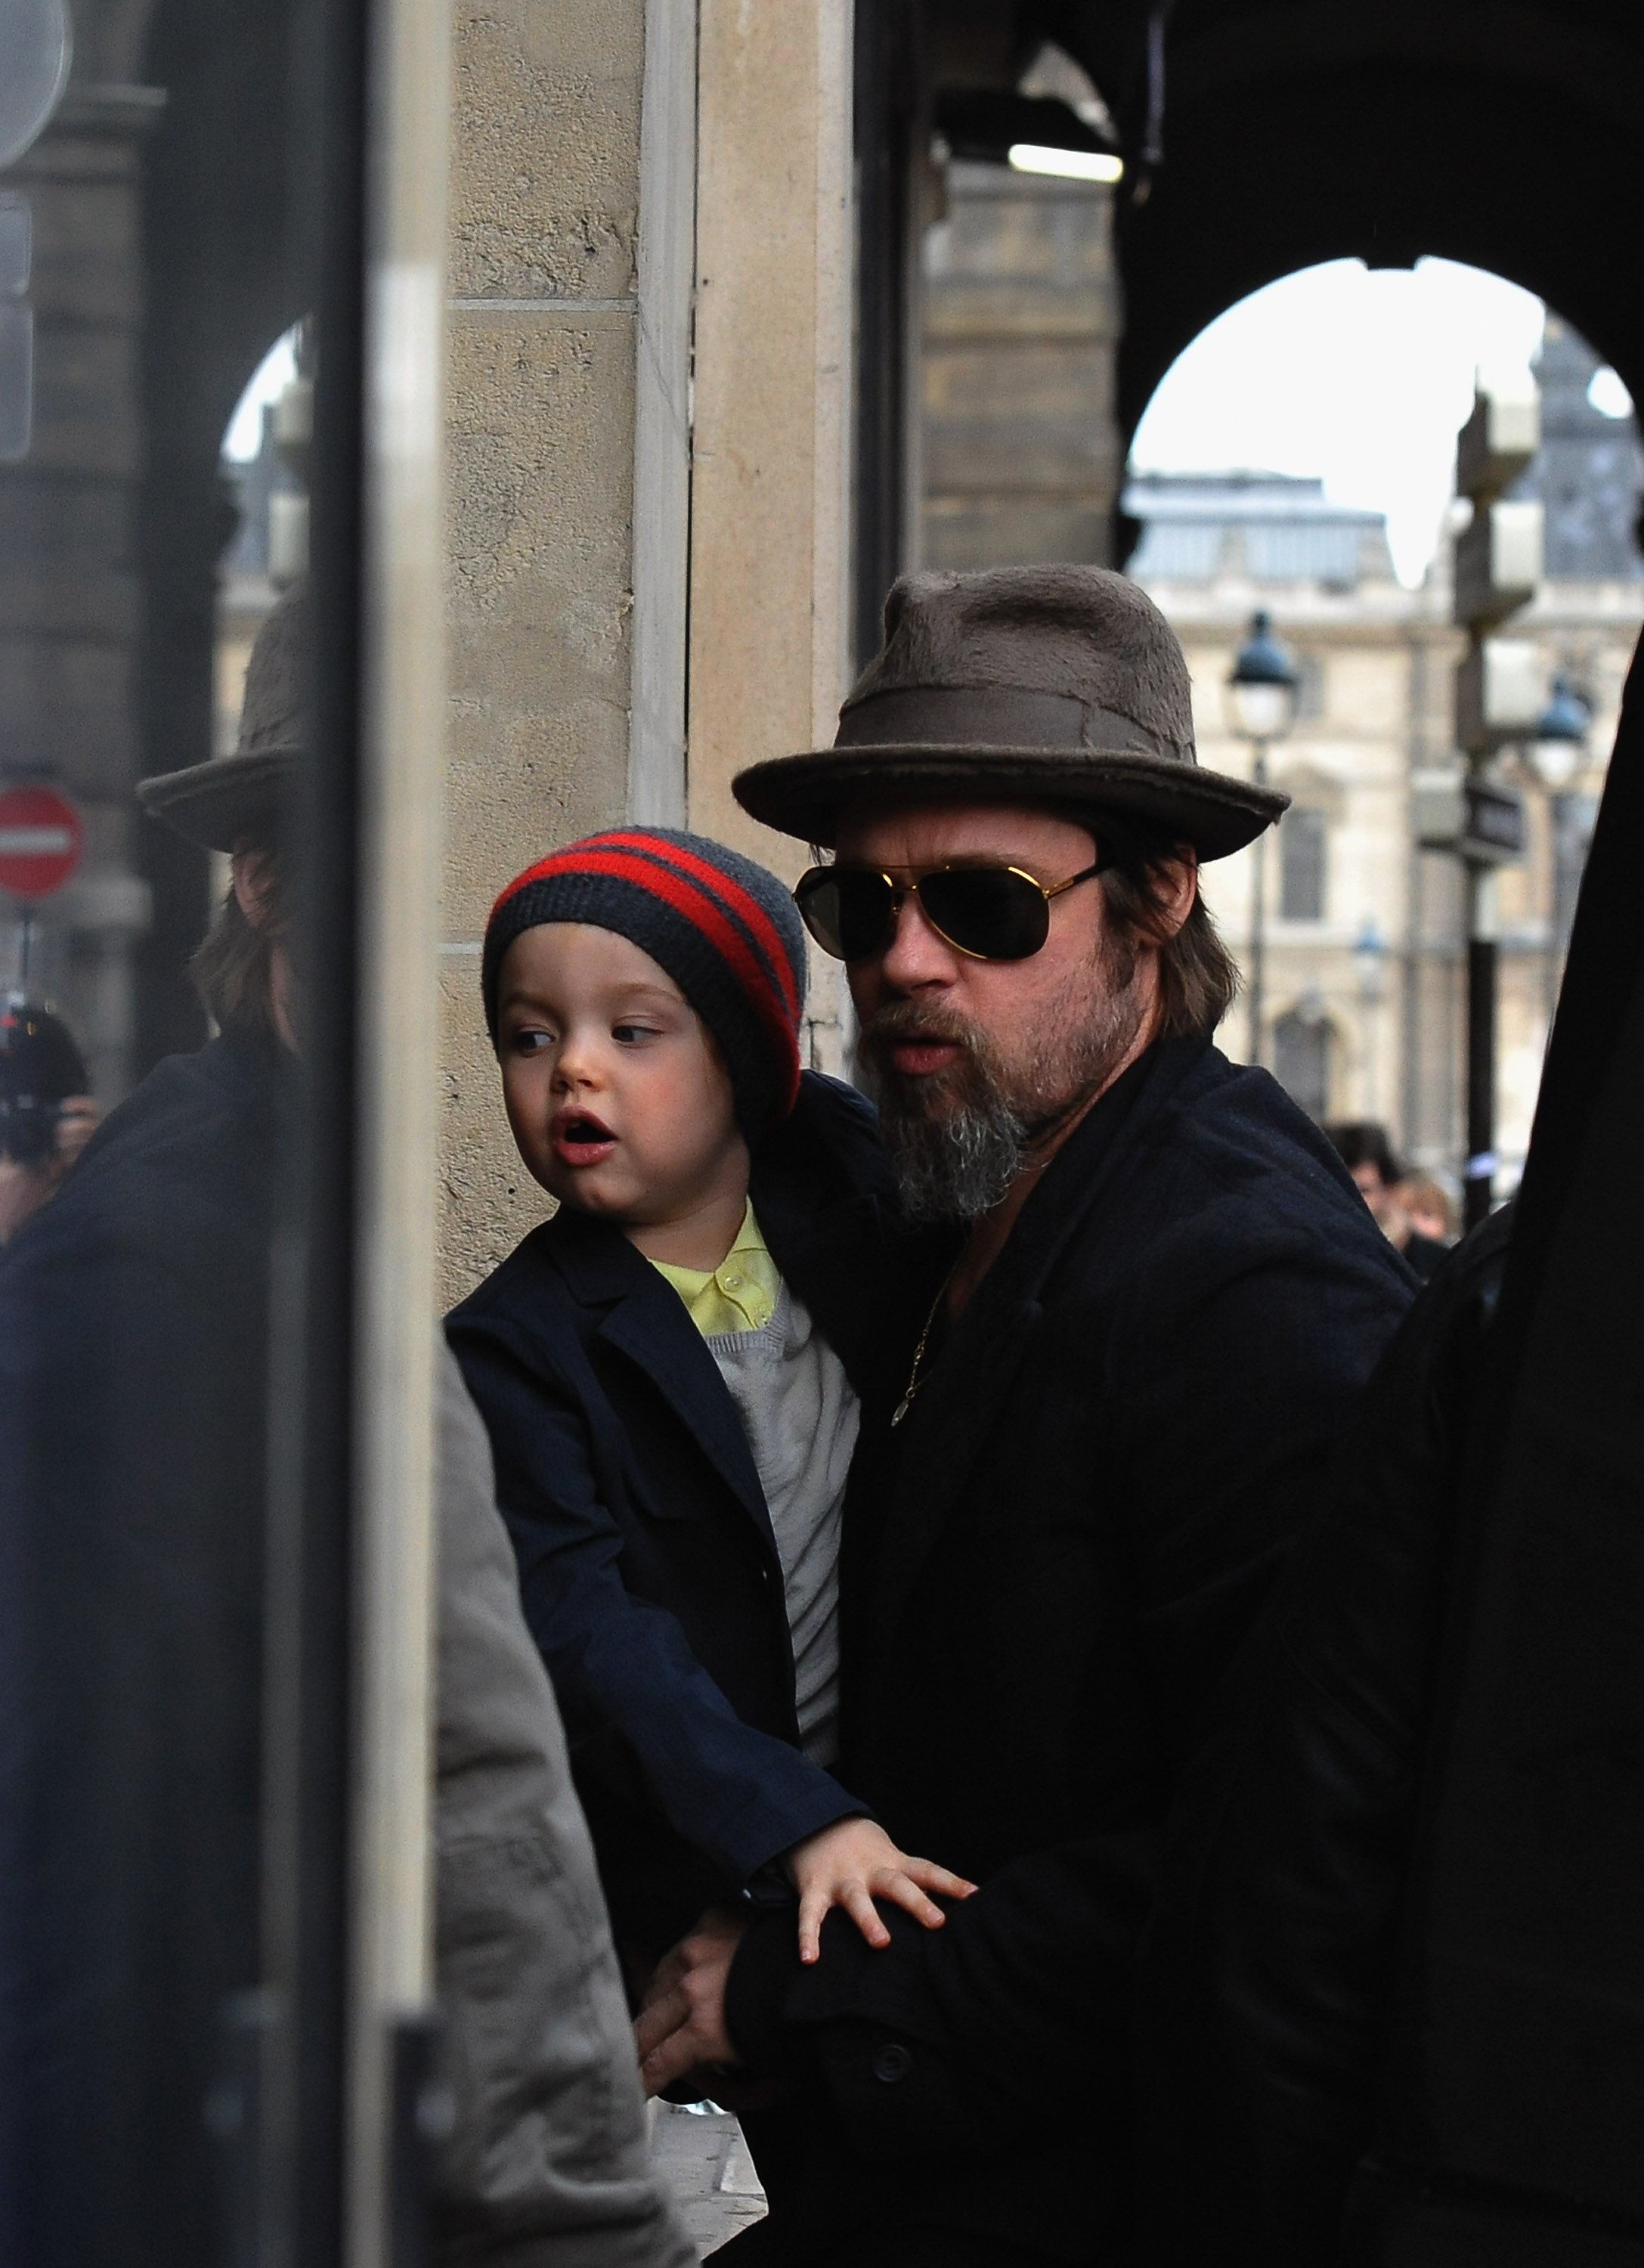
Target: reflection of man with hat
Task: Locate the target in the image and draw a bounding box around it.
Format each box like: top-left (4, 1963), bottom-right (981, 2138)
top-left (0, 584), bottom-right (690, 2268)
top-left (635, 566), bottom-right (1414, 2266)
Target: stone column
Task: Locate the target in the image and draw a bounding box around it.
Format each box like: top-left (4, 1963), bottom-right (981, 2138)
top-left (438, 0), bottom-right (856, 1303)
top-left (439, 0), bottom-right (648, 1298)
top-left (921, 161), bottom-right (1121, 570)
top-left (685, 0), bottom-right (856, 1073)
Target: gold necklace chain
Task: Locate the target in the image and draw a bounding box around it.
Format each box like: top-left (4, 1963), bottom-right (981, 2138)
top-left (892, 1265), bottom-right (958, 1428)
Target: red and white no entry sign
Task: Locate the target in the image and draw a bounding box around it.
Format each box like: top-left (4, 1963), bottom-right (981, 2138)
top-left (0, 783), bottom-right (83, 900)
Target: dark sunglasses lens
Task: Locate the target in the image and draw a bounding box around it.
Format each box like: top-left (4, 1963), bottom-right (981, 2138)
top-left (794, 869), bottom-right (898, 960)
top-left (918, 867), bottom-right (1050, 960)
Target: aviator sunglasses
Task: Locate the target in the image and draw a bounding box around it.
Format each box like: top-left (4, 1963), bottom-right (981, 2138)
top-left (794, 854), bottom-right (1110, 965)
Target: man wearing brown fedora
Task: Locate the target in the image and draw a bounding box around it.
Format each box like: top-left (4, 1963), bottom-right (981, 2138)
top-left (633, 565), bottom-right (1413, 2264)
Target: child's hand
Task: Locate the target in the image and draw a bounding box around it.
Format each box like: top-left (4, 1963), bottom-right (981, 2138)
top-left (783, 1817), bottom-right (976, 1963)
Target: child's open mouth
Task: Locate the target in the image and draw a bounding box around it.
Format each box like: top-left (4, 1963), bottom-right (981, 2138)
top-left (551, 1111), bottom-right (618, 1167)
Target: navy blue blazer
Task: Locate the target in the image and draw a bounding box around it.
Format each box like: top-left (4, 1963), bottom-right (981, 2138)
top-left (446, 1070), bottom-right (916, 1955)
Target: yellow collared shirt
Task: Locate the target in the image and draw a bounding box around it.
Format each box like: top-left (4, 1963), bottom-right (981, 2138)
top-left (649, 1201), bottom-right (782, 1337)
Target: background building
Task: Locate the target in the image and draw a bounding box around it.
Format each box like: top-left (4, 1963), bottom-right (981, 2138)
top-left (1121, 314), bottom-right (1643, 1195)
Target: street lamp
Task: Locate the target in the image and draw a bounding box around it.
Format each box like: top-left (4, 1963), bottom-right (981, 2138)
top-left (1525, 671), bottom-right (1590, 1022)
top-left (1229, 610), bottom-right (1299, 1066)
top-left (1526, 671), bottom-right (1589, 790)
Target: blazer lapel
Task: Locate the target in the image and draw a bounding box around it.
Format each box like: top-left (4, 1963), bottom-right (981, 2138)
top-left (861, 1036), bottom-right (1212, 1647)
top-left (548, 1213), bottom-right (776, 1550)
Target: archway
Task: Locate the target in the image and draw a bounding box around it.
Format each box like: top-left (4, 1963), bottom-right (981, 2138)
top-left (1125, 260), bottom-right (1639, 1191)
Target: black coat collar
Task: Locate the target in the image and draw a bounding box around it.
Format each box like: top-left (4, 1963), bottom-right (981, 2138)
top-left (861, 1035), bottom-right (1212, 1644)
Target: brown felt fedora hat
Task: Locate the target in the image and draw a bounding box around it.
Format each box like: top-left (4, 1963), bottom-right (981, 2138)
top-left (734, 564), bottom-right (1288, 860)
top-left (137, 578), bottom-right (309, 852)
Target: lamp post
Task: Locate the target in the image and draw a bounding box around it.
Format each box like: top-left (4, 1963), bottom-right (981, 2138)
top-left (1524, 671), bottom-right (1590, 1024)
top-left (1355, 916), bottom-right (1388, 1115)
top-left (1229, 610), bottom-right (1299, 1067)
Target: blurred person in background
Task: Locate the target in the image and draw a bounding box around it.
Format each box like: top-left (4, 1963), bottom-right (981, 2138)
top-left (1326, 1120), bottom-right (1444, 1281)
top-left (0, 996), bottom-right (98, 1243)
top-left (1397, 1171), bottom-right (1455, 1250)
top-left (0, 584), bottom-right (690, 2268)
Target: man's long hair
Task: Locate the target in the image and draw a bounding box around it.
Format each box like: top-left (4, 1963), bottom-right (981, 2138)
top-left (1093, 815), bottom-right (1240, 1037)
top-left (189, 849), bottom-right (287, 1037)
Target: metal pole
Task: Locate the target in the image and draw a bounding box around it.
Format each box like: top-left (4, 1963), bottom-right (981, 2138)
top-left (1464, 860), bottom-right (1497, 1230)
top-left (1246, 740), bottom-right (1268, 1065)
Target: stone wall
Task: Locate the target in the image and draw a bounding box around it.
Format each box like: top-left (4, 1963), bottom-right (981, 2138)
top-left (440, 0), bottom-right (647, 1300)
top-left (921, 161), bottom-right (1121, 571)
top-left (438, 0), bottom-right (854, 1306)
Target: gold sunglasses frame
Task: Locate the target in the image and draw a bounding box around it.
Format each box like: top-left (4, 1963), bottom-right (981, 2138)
top-left (793, 857), bottom-right (1108, 963)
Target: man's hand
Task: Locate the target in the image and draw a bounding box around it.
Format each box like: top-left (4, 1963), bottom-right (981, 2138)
top-left (633, 1908), bottom-right (748, 2097)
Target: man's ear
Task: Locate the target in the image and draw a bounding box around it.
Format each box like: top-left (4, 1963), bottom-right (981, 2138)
top-left (1144, 851), bottom-right (1198, 943)
top-left (231, 847), bottom-right (280, 935)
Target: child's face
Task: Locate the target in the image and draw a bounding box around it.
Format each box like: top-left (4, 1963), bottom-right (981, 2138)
top-left (495, 922), bottom-right (750, 1228)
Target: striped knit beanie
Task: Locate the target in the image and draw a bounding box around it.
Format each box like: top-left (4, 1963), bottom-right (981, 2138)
top-left (482, 829), bottom-right (808, 1135)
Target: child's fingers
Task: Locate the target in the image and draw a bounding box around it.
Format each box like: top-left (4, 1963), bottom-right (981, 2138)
top-left (797, 1888), bottom-right (828, 1966)
top-left (900, 1856), bottom-right (977, 1899)
top-left (873, 1869), bottom-right (947, 1931)
top-left (841, 1881), bottom-right (893, 1949)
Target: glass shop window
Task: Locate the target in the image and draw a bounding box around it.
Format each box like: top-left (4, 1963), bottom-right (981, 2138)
top-left (1274, 1007), bottom-right (1333, 1122)
top-left (0, 2), bottom-right (444, 2263)
top-left (1280, 805), bottom-right (1328, 922)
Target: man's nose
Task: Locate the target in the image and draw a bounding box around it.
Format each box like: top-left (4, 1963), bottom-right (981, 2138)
top-left (876, 889), bottom-right (961, 992)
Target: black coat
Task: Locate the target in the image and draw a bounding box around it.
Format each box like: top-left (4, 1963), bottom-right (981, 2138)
top-left (724, 1035), bottom-right (1416, 2263)
top-left (1136, 1207), bottom-right (1512, 2265)
top-left (0, 1034), bottom-right (289, 2268)
top-left (447, 1070), bottom-right (919, 1956)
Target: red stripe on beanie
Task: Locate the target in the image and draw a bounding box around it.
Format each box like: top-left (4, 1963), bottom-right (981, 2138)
top-left (492, 831), bottom-right (803, 1028)
top-left (494, 845), bottom-right (800, 1114)
top-left (592, 832), bottom-right (803, 1023)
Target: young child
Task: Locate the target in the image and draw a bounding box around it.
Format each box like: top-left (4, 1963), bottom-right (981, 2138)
top-left (447, 828), bottom-right (971, 1984)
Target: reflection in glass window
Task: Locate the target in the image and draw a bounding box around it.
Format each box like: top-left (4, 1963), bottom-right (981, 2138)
top-left (0, 8), bottom-right (333, 2259)
top-left (1274, 1005), bottom-right (1333, 1120)
top-left (1280, 805), bottom-right (1328, 922)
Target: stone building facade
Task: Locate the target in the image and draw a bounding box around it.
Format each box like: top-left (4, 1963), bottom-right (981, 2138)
top-left (1124, 342), bottom-right (1643, 1198)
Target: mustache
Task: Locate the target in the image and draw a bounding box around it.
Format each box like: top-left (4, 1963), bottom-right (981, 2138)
top-left (856, 1002), bottom-right (983, 1060)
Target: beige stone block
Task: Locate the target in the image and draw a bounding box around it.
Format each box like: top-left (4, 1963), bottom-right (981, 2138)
top-left (924, 287), bottom-right (1116, 343)
top-left (1330, 649), bottom-right (1408, 736)
top-left (934, 182), bottom-right (1116, 284)
top-left (925, 421), bottom-right (1120, 497)
top-left (443, 306), bottom-right (635, 934)
top-left (924, 342), bottom-right (1116, 423)
top-left (436, 953), bottom-right (552, 1309)
top-left (449, 0), bottom-right (642, 300)
top-left (686, 0), bottom-right (853, 871)
top-left (922, 500), bottom-right (1111, 572)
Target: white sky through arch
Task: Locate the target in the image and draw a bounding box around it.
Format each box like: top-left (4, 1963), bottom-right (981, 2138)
top-left (1130, 259), bottom-right (1553, 586)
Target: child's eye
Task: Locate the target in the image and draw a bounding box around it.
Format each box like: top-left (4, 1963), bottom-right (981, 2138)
top-left (510, 1028), bottom-right (554, 1055)
top-left (611, 1022), bottom-right (660, 1045)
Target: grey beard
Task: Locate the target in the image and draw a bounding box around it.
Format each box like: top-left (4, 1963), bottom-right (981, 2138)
top-left (861, 928), bottom-right (1146, 1225)
top-left (879, 1091), bottom-right (1027, 1225)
